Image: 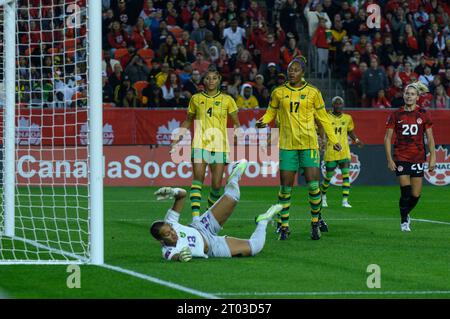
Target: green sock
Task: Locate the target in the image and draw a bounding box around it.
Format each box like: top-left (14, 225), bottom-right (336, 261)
top-left (207, 188), bottom-right (221, 208)
top-left (309, 181), bottom-right (322, 223)
top-left (278, 186), bottom-right (292, 227)
top-left (341, 168), bottom-right (350, 200)
top-left (320, 170), bottom-right (335, 195)
top-left (190, 180), bottom-right (202, 219)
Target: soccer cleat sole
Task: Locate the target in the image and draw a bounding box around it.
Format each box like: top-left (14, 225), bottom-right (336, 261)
top-left (227, 159), bottom-right (248, 183)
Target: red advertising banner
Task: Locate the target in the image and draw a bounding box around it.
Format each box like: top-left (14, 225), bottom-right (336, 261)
top-left (2, 108), bottom-right (450, 146)
top-left (15, 145), bottom-right (450, 187)
top-left (16, 146), bottom-right (280, 187)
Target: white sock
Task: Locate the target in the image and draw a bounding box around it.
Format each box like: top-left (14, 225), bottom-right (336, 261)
top-left (224, 180), bottom-right (240, 202)
top-left (248, 220), bottom-right (268, 256)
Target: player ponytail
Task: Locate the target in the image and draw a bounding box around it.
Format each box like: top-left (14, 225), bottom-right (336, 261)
top-left (405, 81), bottom-right (429, 96)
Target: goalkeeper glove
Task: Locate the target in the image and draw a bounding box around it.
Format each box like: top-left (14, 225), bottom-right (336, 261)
top-left (154, 187), bottom-right (184, 200)
top-left (179, 246), bottom-right (192, 262)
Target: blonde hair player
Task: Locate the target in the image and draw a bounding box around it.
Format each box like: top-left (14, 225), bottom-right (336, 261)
top-left (384, 82), bottom-right (436, 232)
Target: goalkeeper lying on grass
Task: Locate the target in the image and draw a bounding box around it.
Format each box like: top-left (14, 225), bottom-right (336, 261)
top-left (150, 159), bottom-right (282, 262)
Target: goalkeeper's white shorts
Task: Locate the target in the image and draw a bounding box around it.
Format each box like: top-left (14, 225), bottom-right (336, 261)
top-left (190, 210), bottom-right (232, 258)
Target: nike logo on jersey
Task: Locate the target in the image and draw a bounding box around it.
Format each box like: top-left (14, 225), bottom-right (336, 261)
top-left (397, 120), bottom-right (403, 123)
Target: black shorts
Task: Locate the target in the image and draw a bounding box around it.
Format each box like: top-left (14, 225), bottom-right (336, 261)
top-left (395, 161), bottom-right (424, 177)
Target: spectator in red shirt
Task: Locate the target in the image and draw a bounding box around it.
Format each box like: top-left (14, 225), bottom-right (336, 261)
top-left (205, 0), bottom-right (224, 22)
top-left (235, 50), bottom-right (257, 81)
top-left (387, 76), bottom-right (404, 101)
top-left (405, 24), bottom-right (419, 55)
top-left (216, 48), bottom-right (231, 81)
top-left (248, 0), bottom-right (265, 21)
top-left (107, 20), bottom-right (131, 50)
top-left (312, 18), bottom-right (331, 77)
top-left (164, 1), bottom-right (179, 26)
top-left (281, 37), bottom-right (303, 70)
top-left (131, 17), bottom-right (152, 49)
top-left (373, 89), bottom-right (392, 108)
top-left (398, 62), bottom-right (419, 86)
top-left (355, 35), bottom-right (369, 55)
top-left (191, 51), bottom-right (211, 76)
top-left (254, 22), bottom-right (285, 74)
top-left (178, 31), bottom-right (196, 56)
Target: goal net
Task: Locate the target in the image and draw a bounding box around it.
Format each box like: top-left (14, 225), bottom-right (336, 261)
top-left (0, 0), bottom-right (103, 264)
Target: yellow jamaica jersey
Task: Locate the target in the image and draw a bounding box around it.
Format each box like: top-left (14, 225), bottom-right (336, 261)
top-left (324, 112), bottom-right (354, 161)
top-left (260, 82), bottom-right (338, 150)
top-left (188, 91), bottom-right (238, 152)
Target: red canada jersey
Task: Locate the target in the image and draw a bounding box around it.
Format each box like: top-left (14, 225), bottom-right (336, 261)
top-left (386, 107), bottom-right (433, 163)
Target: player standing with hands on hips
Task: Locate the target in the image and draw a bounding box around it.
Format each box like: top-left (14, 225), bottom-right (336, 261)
top-left (384, 82), bottom-right (436, 232)
top-left (256, 57), bottom-right (341, 240)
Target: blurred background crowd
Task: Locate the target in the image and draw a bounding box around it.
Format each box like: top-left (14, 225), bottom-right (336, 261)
top-left (12, 0), bottom-right (450, 108)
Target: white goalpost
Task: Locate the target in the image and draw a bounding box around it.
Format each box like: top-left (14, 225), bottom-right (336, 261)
top-left (0, 0), bottom-right (103, 264)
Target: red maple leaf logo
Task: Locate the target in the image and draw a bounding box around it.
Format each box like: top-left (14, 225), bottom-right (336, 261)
top-left (424, 146), bottom-right (450, 186)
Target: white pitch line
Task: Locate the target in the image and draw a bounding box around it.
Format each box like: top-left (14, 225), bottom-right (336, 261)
top-left (101, 263), bottom-right (220, 299)
top-left (212, 290), bottom-right (450, 297)
top-left (411, 218), bottom-right (450, 226)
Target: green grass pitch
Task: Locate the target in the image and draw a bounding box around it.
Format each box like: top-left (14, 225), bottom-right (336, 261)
top-left (1, 185), bottom-right (450, 299)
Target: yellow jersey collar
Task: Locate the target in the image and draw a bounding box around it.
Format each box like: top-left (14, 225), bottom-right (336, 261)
top-left (285, 82), bottom-right (308, 91)
top-left (201, 90), bottom-right (221, 98)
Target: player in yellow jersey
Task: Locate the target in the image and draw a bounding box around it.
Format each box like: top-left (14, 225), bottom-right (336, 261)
top-left (256, 58), bottom-right (341, 240)
top-left (320, 96), bottom-right (364, 208)
top-left (170, 70), bottom-right (241, 222)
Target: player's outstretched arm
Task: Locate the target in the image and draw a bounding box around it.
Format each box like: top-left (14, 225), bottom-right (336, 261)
top-left (425, 127), bottom-right (436, 171)
top-left (154, 187), bottom-right (187, 213)
top-left (256, 106), bottom-right (278, 128)
top-left (256, 90), bottom-right (280, 128)
top-left (384, 128), bottom-right (396, 171)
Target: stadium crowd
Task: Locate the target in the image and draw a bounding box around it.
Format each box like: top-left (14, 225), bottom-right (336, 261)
top-left (13, 0), bottom-right (450, 108)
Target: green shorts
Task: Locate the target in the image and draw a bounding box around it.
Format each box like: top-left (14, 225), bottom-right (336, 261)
top-left (279, 149), bottom-right (320, 172)
top-left (325, 158), bottom-right (350, 170)
top-left (191, 148), bottom-right (228, 164)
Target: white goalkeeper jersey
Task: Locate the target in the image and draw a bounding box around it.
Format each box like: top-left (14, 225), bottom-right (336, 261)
top-left (161, 209), bottom-right (208, 260)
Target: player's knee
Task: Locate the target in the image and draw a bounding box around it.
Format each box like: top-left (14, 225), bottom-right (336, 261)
top-left (248, 239), bottom-right (264, 256)
top-left (280, 185), bottom-right (292, 194)
top-left (308, 181), bottom-right (320, 192)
